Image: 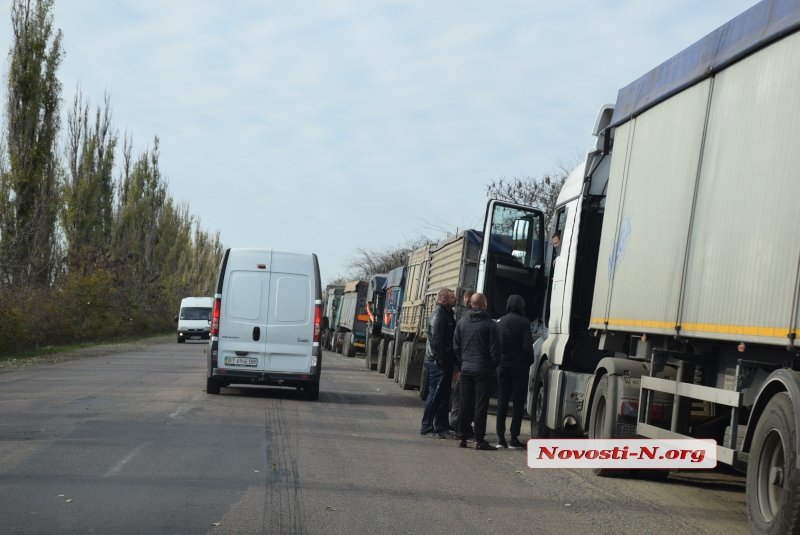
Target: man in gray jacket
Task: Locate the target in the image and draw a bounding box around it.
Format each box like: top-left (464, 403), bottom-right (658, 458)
top-left (453, 293), bottom-right (502, 450)
top-left (420, 288), bottom-right (457, 438)
top-left (495, 295), bottom-right (535, 449)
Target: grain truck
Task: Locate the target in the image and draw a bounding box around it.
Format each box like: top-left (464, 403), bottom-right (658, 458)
top-left (524, 2), bottom-right (800, 532)
top-left (322, 285), bottom-right (344, 350)
top-left (337, 280), bottom-right (369, 358)
top-left (364, 273), bottom-right (388, 370)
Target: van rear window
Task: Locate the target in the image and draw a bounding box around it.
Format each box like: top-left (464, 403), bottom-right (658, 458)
top-left (228, 273), bottom-right (263, 320)
top-left (180, 307), bottom-right (212, 321)
top-left (274, 276), bottom-right (309, 322)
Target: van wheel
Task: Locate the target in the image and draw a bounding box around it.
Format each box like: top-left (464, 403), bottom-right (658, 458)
top-left (206, 377), bottom-right (221, 395)
top-left (589, 374), bottom-right (630, 478)
top-left (530, 361), bottom-right (551, 439)
top-left (304, 383), bottom-right (320, 401)
top-left (377, 339), bottom-right (387, 374)
top-left (385, 341), bottom-right (395, 379)
top-left (177, 336), bottom-right (185, 343)
top-left (747, 392), bottom-right (800, 534)
top-left (419, 364), bottom-right (429, 400)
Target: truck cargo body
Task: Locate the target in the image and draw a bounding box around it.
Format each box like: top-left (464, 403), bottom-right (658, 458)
top-left (370, 266), bottom-right (408, 378)
top-left (337, 280), bottom-right (369, 358)
top-left (529, 3), bottom-right (800, 532)
top-left (322, 285), bottom-right (343, 350)
top-left (363, 274), bottom-right (388, 369)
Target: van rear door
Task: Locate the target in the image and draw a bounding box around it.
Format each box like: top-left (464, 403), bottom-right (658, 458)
top-left (218, 250), bottom-right (271, 371)
top-left (265, 252), bottom-right (314, 373)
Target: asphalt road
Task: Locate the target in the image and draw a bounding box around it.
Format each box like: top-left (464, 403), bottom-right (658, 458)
top-left (0, 340), bottom-right (749, 535)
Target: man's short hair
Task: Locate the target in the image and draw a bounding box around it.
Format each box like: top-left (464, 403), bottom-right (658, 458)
top-left (552, 231), bottom-right (561, 240)
top-left (470, 293), bottom-right (487, 308)
top-left (462, 289), bottom-right (474, 303)
top-left (437, 288), bottom-right (453, 303)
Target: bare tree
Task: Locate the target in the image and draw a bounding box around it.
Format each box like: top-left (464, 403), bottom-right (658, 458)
top-left (343, 235), bottom-right (431, 281)
top-left (485, 152), bottom-right (583, 229)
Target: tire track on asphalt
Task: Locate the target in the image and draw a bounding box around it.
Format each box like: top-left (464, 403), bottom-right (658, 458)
top-left (264, 396), bottom-right (306, 535)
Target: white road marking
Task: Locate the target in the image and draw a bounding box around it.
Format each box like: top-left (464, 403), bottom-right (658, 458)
top-left (169, 403), bottom-right (192, 419)
top-left (104, 443), bottom-right (146, 478)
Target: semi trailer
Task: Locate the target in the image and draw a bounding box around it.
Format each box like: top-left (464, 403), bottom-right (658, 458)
top-left (364, 273), bottom-right (388, 370)
top-left (337, 280), bottom-right (369, 358)
top-left (525, 2), bottom-right (800, 533)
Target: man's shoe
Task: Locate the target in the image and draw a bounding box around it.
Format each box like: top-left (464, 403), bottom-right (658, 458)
top-left (508, 438), bottom-right (525, 449)
top-left (496, 437), bottom-right (508, 449)
top-left (474, 441), bottom-right (494, 451)
top-left (431, 432), bottom-right (447, 439)
top-left (457, 440), bottom-right (467, 449)
top-left (419, 431), bottom-right (431, 436)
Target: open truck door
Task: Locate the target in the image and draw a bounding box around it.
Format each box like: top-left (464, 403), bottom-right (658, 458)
top-left (476, 200), bottom-right (546, 324)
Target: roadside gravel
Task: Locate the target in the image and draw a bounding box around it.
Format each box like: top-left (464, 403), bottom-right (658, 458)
top-left (0, 334), bottom-right (173, 374)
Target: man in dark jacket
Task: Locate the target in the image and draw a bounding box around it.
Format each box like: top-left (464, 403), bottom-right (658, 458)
top-left (495, 295), bottom-right (535, 449)
top-left (453, 292), bottom-right (502, 450)
top-left (420, 288), bottom-right (457, 438)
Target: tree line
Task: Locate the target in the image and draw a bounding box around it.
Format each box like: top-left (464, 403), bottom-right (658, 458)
top-left (0, 0), bottom-right (223, 355)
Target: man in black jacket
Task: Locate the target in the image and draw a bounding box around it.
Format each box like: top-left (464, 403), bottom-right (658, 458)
top-left (454, 292), bottom-right (502, 450)
top-left (420, 288), bottom-right (457, 438)
top-left (495, 295), bottom-right (534, 449)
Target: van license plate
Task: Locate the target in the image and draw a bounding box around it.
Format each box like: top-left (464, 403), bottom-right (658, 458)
top-left (191, 336), bottom-right (200, 340)
top-left (616, 423), bottom-right (638, 437)
top-left (225, 357), bottom-right (258, 367)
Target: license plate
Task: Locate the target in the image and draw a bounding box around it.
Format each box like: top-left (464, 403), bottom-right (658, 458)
top-left (224, 357), bottom-right (258, 367)
top-left (191, 336), bottom-right (200, 340)
top-left (616, 423), bottom-right (638, 437)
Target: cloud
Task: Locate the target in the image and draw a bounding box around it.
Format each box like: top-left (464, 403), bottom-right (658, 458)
top-left (0, 0), bottom-right (756, 281)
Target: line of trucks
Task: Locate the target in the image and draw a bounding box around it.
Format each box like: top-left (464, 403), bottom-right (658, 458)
top-left (322, 3), bottom-right (800, 533)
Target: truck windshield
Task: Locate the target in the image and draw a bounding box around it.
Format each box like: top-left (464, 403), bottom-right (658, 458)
top-left (180, 307), bottom-right (212, 321)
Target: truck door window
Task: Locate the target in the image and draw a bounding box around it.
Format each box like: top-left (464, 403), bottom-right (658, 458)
top-left (489, 205), bottom-right (543, 268)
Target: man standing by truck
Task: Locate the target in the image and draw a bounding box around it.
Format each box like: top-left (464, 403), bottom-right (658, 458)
top-left (495, 295), bottom-right (534, 449)
top-left (454, 293), bottom-right (502, 450)
top-left (419, 288), bottom-right (457, 439)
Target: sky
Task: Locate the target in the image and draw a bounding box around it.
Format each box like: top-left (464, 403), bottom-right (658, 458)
top-left (0, 0), bottom-right (757, 283)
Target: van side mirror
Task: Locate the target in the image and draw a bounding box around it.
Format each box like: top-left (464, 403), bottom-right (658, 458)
top-left (174, 316), bottom-right (178, 322)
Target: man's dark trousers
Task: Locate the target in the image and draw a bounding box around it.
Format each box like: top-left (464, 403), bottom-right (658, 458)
top-left (496, 366), bottom-right (528, 439)
top-left (420, 361), bottom-right (453, 434)
top-left (457, 369), bottom-right (493, 442)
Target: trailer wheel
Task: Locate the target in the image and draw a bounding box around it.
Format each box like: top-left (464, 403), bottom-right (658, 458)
top-left (589, 374), bottom-right (631, 478)
top-left (420, 363), bottom-right (429, 401)
top-left (530, 361), bottom-right (551, 439)
top-left (399, 342), bottom-right (414, 390)
top-left (747, 392), bottom-right (800, 534)
top-left (385, 341), bottom-right (395, 379)
top-left (335, 332), bottom-right (344, 354)
top-left (365, 338), bottom-right (374, 370)
top-left (345, 334), bottom-right (357, 358)
top-left (377, 339), bottom-right (387, 374)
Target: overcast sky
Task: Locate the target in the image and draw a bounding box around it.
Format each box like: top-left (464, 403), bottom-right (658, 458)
top-left (0, 0), bottom-right (756, 283)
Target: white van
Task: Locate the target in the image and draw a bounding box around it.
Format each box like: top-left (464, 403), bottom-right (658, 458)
top-left (206, 248), bottom-right (323, 400)
top-left (175, 296), bottom-right (214, 343)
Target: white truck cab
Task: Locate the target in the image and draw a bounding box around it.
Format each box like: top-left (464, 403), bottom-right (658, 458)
top-left (206, 248), bottom-right (323, 400)
top-left (175, 296), bottom-right (214, 343)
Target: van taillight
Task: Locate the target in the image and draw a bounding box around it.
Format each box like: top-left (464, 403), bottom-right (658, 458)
top-left (314, 304), bottom-right (322, 341)
top-left (211, 298), bottom-right (221, 336)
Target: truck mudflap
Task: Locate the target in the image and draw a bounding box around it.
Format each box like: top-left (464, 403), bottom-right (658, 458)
top-left (743, 368), bottom-right (800, 468)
